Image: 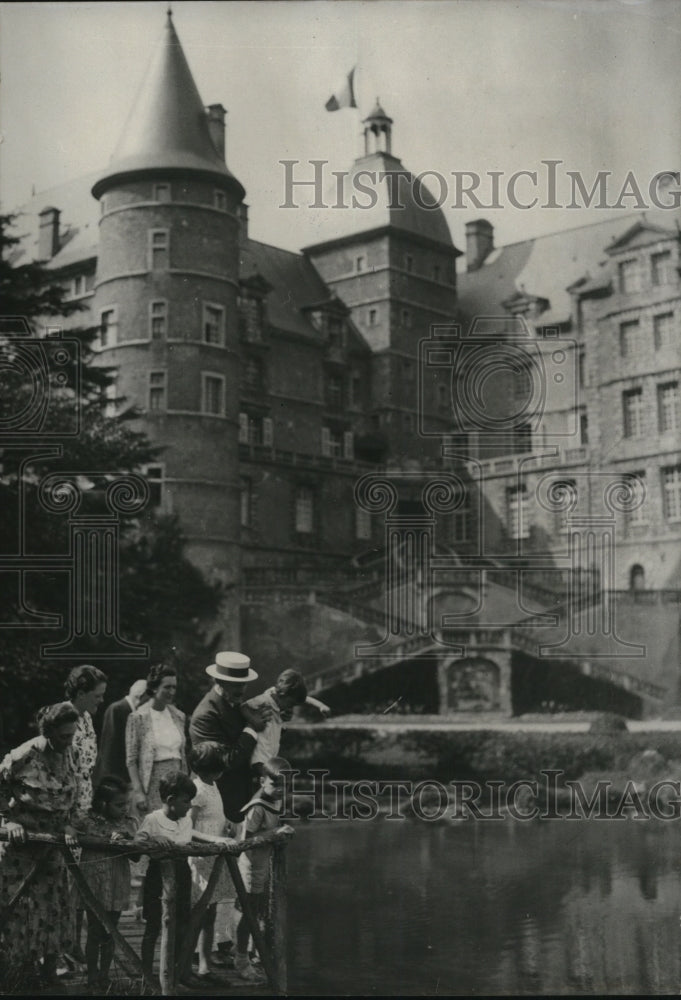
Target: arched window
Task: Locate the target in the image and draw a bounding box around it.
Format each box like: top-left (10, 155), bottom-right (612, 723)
top-left (629, 564), bottom-right (645, 591)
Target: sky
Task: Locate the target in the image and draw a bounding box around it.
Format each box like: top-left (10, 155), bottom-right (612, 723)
top-left (1, 0), bottom-right (680, 254)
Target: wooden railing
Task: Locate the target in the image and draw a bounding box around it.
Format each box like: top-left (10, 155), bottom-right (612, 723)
top-left (0, 826), bottom-right (293, 997)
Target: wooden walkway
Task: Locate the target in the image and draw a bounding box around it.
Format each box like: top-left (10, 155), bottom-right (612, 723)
top-left (60, 911), bottom-right (273, 996)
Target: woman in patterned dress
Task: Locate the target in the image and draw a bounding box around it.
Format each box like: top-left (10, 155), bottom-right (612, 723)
top-left (0, 702), bottom-right (81, 989)
top-left (65, 665), bottom-right (108, 814)
top-left (65, 664), bottom-right (107, 962)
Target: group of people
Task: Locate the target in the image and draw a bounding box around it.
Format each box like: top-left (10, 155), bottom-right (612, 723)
top-left (0, 652), bottom-right (329, 992)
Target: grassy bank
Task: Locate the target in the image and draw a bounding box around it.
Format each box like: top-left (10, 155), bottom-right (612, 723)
top-left (281, 723), bottom-right (681, 783)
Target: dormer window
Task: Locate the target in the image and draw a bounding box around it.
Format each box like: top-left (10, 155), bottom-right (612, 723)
top-left (618, 259), bottom-right (640, 294)
top-left (652, 250), bottom-right (673, 287)
top-left (328, 316), bottom-right (345, 350)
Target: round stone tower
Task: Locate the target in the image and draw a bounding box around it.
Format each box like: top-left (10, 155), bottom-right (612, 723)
top-left (91, 12), bottom-right (245, 644)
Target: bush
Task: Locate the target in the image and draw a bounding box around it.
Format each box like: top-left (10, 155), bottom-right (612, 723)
top-left (589, 712), bottom-right (628, 734)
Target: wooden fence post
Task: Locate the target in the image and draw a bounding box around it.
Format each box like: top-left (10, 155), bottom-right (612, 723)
top-left (271, 843), bottom-right (288, 994)
top-left (159, 860), bottom-right (177, 996)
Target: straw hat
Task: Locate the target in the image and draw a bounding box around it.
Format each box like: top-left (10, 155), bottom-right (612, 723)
top-left (205, 651), bottom-right (258, 683)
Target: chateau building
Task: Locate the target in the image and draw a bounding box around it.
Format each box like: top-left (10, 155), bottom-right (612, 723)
top-left (11, 12), bottom-right (681, 699)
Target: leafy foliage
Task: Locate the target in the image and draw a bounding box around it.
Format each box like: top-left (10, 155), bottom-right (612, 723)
top-left (0, 214), bottom-right (224, 747)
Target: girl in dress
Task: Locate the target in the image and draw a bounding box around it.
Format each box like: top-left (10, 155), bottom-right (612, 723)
top-left (188, 742), bottom-right (237, 981)
top-left (76, 775), bottom-right (138, 991)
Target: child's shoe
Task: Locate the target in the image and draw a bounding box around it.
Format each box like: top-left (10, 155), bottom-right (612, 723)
top-left (235, 955), bottom-right (266, 983)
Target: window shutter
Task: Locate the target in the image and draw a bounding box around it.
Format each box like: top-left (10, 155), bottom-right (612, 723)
top-left (343, 431), bottom-right (354, 460)
top-left (321, 427), bottom-right (331, 457)
top-left (238, 412), bottom-right (249, 444)
top-left (263, 417), bottom-right (274, 447)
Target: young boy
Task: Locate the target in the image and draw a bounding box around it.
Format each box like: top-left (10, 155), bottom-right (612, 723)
top-left (242, 669), bottom-right (330, 776)
top-left (135, 769), bottom-right (235, 985)
top-left (235, 756), bottom-right (291, 982)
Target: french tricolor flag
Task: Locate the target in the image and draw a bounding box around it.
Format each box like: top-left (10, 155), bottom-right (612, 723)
top-left (325, 67), bottom-right (358, 111)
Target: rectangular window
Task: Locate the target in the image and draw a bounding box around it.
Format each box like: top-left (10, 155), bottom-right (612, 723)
top-left (240, 480), bottom-right (252, 527)
top-left (619, 320), bottom-right (639, 358)
top-left (242, 357), bottom-right (264, 394)
top-left (402, 359), bottom-right (415, 382)
top-left (213, 190), bottom-right (227, 211)
top-left (658, 381), bottom-right (679, 433)
top-left (652, 250), bottom-right (673, 287)
top-left (295, 487), bottom-right (314, 533)
top-left (580, 412), bottom-right (589, 446)
top-left (104, 376), bottom-right (118, 419)
top-left (350, 372), bottom-right (362, 408)
top-left (578, 350), bottom-right (586, 388)
top-left (452, 494), bottom-right (470, 543)
top-left (99, 307), bottom-right (118, 349)
top-left (149, 229), bottom-right (169, 270)
top-left (343, 430), bottom-right (354, 460)
top-left (624, 472), bottom-right (647, 526)
top-left (321, 427), bottom-right (343, 457)
top-left (514, 363), bottom-right (532, 400)
top-left (401, 308), bottom-right (412, 328)
top-left (433, 265), bottom-right (441, 282)
top-left (150, 300), bottom-right (167, 340)
top-left (623, 387), bottom-right (644, 438)
top-left (148, 371), bottom-right (166, 411)
top-left (328, 317), bottom-right (345, 349)
top-left (203, 303), bottom-right (225, 346)
top-left (368, 309), bottom-right (377, 326)
top-left (618, 259), bottom-right (640, 294)
top-left (552, 479), bottom-right (577, 533)
top-left (144, 464), bottom-right (165, 509)
top-left (405, 255), bottom-right (414, 273)
top-left (662, 465), bottom-right (681, 521)
top-left (153, 184), bottom-right (171, 202)
top-left (202, 373), bottom-right (225, 416)
top-left (507, 484), bottom-right (530, 540)
top-left (356, 256), bottom-right (365, 272)
top-left (653, 312), bottom-right (674, 350)
top-left (403, 412), bottom-right (414, 432)
top-left (513, 423), bottom-right (532, 454)
top-left (238, 412), bottom-right (249, 444)
top-left (325, 374), bottom-right (343, 410)
top-left (355, 506), bottom-right (371, 540)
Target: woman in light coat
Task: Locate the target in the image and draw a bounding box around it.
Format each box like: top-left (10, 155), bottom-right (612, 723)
top-left (125, 663), bottom-right (188, 815)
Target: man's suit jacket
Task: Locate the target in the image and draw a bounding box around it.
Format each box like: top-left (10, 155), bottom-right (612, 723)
top-left (189, 687), bottom-right (256, 823)
top-left (93, 697), bottom-right (132, 785)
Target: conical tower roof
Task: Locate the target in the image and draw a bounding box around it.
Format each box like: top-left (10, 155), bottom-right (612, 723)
top-left (92, 13), bottom-right (244, 199)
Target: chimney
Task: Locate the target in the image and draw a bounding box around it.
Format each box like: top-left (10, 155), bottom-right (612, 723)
top-left (206, 103), bottom-right (226, 160)
top-left (465, 219), bottom-right (494, 272)
top-left (38, 206), bottom-right (61, 259)
top-left (238, 203), bottom-right (249, 240)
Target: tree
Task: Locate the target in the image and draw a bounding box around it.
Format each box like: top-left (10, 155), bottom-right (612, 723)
top-left (0, 214), bottom-right (224, 746)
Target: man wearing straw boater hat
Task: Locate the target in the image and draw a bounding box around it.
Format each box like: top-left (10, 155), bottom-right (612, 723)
top-left (189, 652), bottom-right (268, 823)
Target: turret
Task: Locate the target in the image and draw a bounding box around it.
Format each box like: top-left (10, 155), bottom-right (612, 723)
top-left (91, 12), bottom-right (245, 642)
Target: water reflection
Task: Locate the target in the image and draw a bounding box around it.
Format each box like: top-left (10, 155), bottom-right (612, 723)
top-left (287, 818), bottom-right (681, 995)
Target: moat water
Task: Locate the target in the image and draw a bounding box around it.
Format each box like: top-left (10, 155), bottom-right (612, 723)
top-left (287, 817), bottom-right (681, 995)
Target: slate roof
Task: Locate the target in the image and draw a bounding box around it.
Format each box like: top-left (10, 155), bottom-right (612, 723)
top-left (457, 212), bottom-right (681, 329)
top-left (240, 238), bottom-right (335, 339)
top-left (91, 13), bottom-right (243, 199)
